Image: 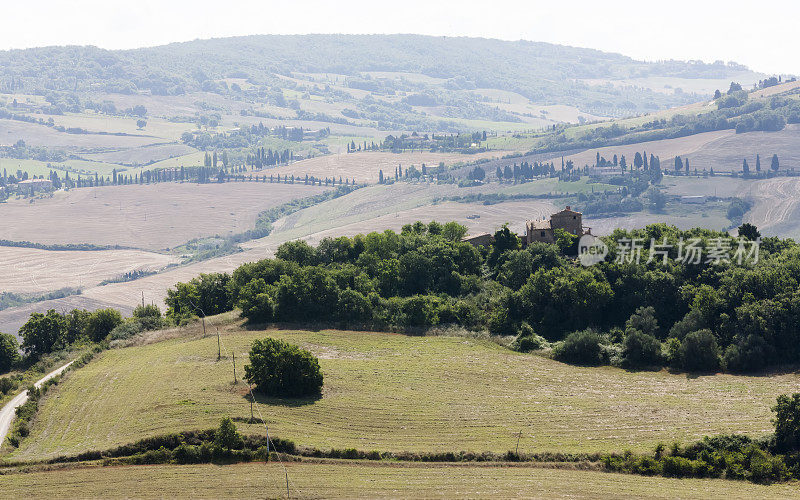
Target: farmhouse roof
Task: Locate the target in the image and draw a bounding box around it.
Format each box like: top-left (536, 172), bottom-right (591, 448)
top-left (528, 219), bottom-right (551, 230)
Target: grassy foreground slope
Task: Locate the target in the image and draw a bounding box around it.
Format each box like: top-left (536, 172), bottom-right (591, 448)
top-left (9, 324), bottom-right (799, 461)
top-left (2, 462), bottom-right (799, 499)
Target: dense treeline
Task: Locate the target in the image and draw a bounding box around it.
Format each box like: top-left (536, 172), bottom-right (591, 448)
top-left (163, 220), bottom-right (799, 374)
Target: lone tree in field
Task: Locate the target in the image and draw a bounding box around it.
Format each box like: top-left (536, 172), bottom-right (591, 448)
top-left (245, 338), bottom-right (323, 397)
top-left (136, 119), bottom-right (147, 129)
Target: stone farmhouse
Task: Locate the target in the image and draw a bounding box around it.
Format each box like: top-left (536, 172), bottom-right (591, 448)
top-left (463, 206), bottom-right (591, 246)
top-left (525, 206), bottom-right (590, 244)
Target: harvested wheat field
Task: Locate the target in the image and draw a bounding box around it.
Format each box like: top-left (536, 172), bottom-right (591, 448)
top-left (1, 462), bottom-right (798, 499)
top-left (0, 246), bottom-right (178, 294)
top-left (558, 130), bottom-right (735, 168)
top-left (688, 124), bottom-right (800, 172)
top-left (262, 150), bottom-right (503, 184)
top-left (0, 182), bottom-right (328, 250)
top-left (10, 327), bottom-right (799, 461)
top-left (290, 200), bottom-right (558, 241)
top-left (740, 176), bottom-right (800, 239)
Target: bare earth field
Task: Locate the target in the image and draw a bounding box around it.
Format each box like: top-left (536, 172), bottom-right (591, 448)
top-left (0, 246), bottom-right (178, 294)
top-left (1, 462), bottom-right (798, 499)
top-left (0, 182), bottom-right (328, 250)
top-left (263, 150), bottom-right (504, 184)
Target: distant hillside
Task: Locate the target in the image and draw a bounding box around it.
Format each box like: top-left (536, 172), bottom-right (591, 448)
top-left (0, 34), bottom-right (763, 117)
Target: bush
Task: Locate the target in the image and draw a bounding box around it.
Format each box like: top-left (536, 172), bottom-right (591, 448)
top-left (723, 335), bottom-right (773, 373)
top-left (773, 393), bottom-right (800, 452)
top-left (513, 325), bottom-right (548, 352)
top-left (621, 329), bottom-right (662, 368)
top-left (0, 376), bottom-right (19, 395)
top-left (109, 320), bottom-right (145, 341)
top-left (244, 338), bottom-right (323, 397)
top-left (625, 306), bottom-right (659, 338)
top-left (132, 304), bottom-right (164, 331)
top-left (0, 332), bottom-right (21, 372)
top-left (553, 329), bottom-right (604, 366)
top-left (677, 329), bottom-right (720, 372)
top-left (87, 308), bottom-right (123, 341)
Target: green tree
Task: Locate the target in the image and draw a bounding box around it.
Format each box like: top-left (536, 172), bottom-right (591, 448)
top-left (0, 333), bottom-right (21, 372)
top-left (244, 337), bottom-right (323, 397)
top-left (625, 306), bottom-right (658, 337)
top-left (488, 225), bottom-right (520, 267)
top-left (771, 154), bottom-right (780, 172)
top-left (773, 393), bottom-right (800, 452)
top-left (214, 417), bottom-right (243, 450)
top-left (275, 240), bottom-right (318, 266)
top-left (20, 310), bottom-right (67, 356)
top-left (677, 329), bottom-right (720, 372)
top-left (738, 223), bottom-right (761, 241)
top-left (621, 329), bottom-right (662, 368)
top-left (86, 308), bottom-right (123, 341)
top-left (165, 281), bottom-right (200, 323)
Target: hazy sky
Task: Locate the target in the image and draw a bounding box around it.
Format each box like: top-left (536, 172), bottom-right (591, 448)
top-left (4, 0), bottom-right (799, 74)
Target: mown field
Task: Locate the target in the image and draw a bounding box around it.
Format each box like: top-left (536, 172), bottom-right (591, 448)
top-left (8, 325), bottom-right (800, 461)
top-left (2, 461), bottom-right (798, 499)
top-left (0, 182), bottom-right (328, 250)
top-left (0, 246), bottom-right (178, 294)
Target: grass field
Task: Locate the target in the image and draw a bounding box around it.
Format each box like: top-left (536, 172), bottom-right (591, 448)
top-left (2, 461), bottom-right (798, 499)
top-left (0, 182), bottom-right (329, 250)
top-left (0, 246), bottom-right (178, 294)
top-left (262, 150), bottom-right (504, 184)
top-left (8, 325), bottom-right (800, 462)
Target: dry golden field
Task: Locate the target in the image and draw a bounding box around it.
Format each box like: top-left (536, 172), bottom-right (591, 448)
top-left (687, 124), bottom-right (800, 172)
top-left (0, 182), bottom-right (328, 250)
top-left (557, 130), bottom-right (735, 168)
top-left (0, 246), bottom-right (178, 294)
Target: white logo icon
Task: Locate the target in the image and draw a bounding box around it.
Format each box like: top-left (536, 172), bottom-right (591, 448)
top-left (578, 234), bottom-right (608, 266)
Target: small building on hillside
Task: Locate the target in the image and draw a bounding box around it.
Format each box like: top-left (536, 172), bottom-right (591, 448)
top-left (17, 178), bottom-right (52, 194)
top-left (526, 206), bottom-right (590, 244)
top-left (462, 233), bottom-right (494, 247)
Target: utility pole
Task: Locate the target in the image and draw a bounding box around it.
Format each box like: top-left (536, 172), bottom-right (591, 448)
top-left (285, 470), bottom-right (290, 499)
top-left (232, 352), bottom-right (237, 384)
top-left (201, 315), bottom-right (206, 338)
top-left (515, 430), bottom-right (522, 455)
top-left (216, 328), bottom-right (221, 361)
top-left (249, 386), bottom-right (254, 422)
top-left (141, 291), bottom-right (145, 309)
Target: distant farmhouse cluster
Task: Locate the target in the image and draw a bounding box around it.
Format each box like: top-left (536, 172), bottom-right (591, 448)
top-left (464, 206), bottom-right (591, 247)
